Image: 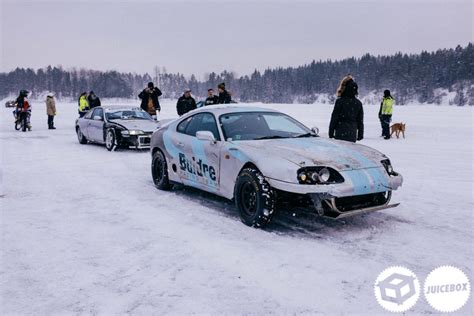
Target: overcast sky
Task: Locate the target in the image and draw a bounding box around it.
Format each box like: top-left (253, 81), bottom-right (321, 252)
top-left (1, 0), bottom-right (472, 78)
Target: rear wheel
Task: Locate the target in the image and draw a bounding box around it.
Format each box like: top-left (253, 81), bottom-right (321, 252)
top-left (234, 168), bottom-right (276, 228)
top-left (152, 150), bottom-right (172, 190)
top-left (105, 129), bottom-right (116, 151)
top-left (76, 127), bottom-right (87, 144)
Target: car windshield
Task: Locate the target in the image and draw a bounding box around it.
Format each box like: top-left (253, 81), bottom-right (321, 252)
top-left (220, 112), bottom-right (312, 141)
top-left (106, 110), bottom-right (152, 120)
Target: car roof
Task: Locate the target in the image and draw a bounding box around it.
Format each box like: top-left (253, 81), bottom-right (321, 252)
top-left (99, 106), bottom-right (143, 112)
top-left (190, 104), bottom-right (280, 116)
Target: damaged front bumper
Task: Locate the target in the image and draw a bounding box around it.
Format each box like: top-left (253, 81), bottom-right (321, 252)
top-left (266, 172), bottom-right (403, 219)
top-left (121, 134), bottom-right (152, 149)
top-left (307, 191), bottom-right (398, 219)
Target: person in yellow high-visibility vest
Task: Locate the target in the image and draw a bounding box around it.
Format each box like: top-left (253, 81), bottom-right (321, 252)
top-left (78, 92), bottom-right (89, 117)
top-left (378, 90), bottom-right (395, 139)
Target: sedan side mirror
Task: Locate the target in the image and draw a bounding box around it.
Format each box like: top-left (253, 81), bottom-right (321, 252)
top-left (196, 131), bottom-right (216, 142)
top-left (93, 115), bottom-right (103, 121)
top-left (311, 126), bottom-right (319, 136)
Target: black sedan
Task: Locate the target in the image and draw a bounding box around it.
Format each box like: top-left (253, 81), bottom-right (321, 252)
top-left (75, 107), bottom-right (161, 151)
top-left (5, 100), bottom-right (16, 107)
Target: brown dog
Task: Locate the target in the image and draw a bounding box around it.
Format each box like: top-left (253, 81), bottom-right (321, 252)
top-left (390, 123), bottom-right (406, 139)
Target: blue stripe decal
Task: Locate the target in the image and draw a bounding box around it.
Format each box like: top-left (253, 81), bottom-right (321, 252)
top-left (226, 145), bottom-right (248, 162)
top-left (191, 138), bottom-right (218, 189)
top-left (163, 129), bottom-right (180, 159)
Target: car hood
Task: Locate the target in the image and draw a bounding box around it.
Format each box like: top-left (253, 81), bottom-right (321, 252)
top-left (110, 119), bottom-right (160, 133)
top-left (234, 137), bottom-right (386, 171)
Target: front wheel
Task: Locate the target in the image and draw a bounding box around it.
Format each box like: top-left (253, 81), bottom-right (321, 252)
top-left (234, 168), bottom-right (276, 228)
top-left (76, 127), bottom-right (87, 144)
top-left (152, 150), bottom-right (172, 190)
top-left (15, 120), bottom-right (21, 131)
top-left (105, 129), bottom-right (116, 151)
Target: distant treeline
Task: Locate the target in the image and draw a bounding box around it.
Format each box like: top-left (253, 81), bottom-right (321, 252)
top-left (1, 43), bottom-right (472, 105)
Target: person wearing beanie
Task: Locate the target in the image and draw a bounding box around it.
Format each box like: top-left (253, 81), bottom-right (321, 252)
top-left (87, 90), bottom-right (101, 109)
top-left (138, 82), bottom-right (162, 119)
top-left (46, 92), bottom-right (57, 129)
top-left (328, 75), bottom-right (364, 142)
top-left (205, 88), bottom-right (219, 106)
top-left (217, 82), bottom-right (232, 104)
top-left (379, 89), bottom-right (395, 139)
top-left (176, 89), bottom-right (197, 116)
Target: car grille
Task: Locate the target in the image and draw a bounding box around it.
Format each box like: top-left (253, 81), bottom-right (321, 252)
top-left (136, 135), bottom-right (151, 148)
top-left (138, 136), bottom-right (151, 145)
top-left (333, 192), bottom-right (388, 212)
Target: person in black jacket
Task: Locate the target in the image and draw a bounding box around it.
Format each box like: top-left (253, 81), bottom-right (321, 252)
top-left (217, 83), bottom-right (232, 104)
top-left (176, 89), bottom-right (197, 116)
top-left (328, 75), bottom-right (364, 142)
top-left (87, 91), bottom-right (101, 109)
top-left (138, 82), bottom-right (162, 118)
top-left (205, 89), bottom-right (219, 106)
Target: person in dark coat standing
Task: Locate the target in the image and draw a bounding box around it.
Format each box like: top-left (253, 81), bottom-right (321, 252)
top-left (205, 88), bottom-right (219, 106)
top-left (138, 82), bottom-right (162, 119)
top-left (176, 89), bottom-right (197, 116)
top-left (217, 83), bottom-right (232, 104)
top-left (328, 75), bottom-right (364, 142)
top-left (87, 91), bottom-right (101, 109)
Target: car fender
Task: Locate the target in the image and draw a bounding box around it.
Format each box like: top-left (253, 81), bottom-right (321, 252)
top-left (219, 142), bottom-right (300, 200)
top-left (151, 123), bottom-right (184, 184)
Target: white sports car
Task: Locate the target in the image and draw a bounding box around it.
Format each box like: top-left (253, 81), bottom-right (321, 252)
top-left (150, 105), bottom-right (403, 227)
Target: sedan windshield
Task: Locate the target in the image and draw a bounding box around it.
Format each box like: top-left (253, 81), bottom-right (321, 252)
top-left (220, 112), bottom-right (312, 141)
top-left (106, 110), bottom-right (152, 120)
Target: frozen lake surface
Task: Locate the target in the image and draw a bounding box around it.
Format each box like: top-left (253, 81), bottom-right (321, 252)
top-left (1, 100), bottom-right (472, 314)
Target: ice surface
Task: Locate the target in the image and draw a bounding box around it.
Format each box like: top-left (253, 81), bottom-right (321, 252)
top-left (1, 99), bottom-right (472, 314)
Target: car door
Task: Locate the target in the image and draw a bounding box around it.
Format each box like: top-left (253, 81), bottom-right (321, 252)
top-left (88, 108), bottom-right (105, 143)
top-left (77, 110), bottom-right (92, 137)
top-left (176, 113), bottom-right (222, 191)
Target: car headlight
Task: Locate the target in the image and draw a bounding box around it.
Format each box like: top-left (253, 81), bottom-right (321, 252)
top-left (297, 167), bottom-right (344, 185)
top-left (122, 130), bottom-right (144, 136)
top-left (317, 167), bottom-right (331, 183)
top-left (381, 159), bottom-right (397, 176)
top-left (298, 173), bottom-right (307, 182)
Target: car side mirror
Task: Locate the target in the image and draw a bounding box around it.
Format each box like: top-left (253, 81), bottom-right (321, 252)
top-left (93, 115), bottom-right (103, 121)
top-left (311, 126), bottom-right (319, 136)
top-left (196, 131), bottom-right (216, 142)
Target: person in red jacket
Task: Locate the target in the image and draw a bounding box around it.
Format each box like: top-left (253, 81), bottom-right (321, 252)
top-left (15, 90), bottom-right (32, 132)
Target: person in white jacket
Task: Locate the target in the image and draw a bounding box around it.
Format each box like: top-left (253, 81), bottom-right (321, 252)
top-left (46, 92), bottom-right (57, 129)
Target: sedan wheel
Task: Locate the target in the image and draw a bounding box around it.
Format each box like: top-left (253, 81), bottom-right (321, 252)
top-left (234, 168), bottom-right (276, 228)
top-left (76, 127), bottom-right (87, 144)
top-left (105, 129), bottom-right (116, 151)
top-left (152, 150), bottom-right (172, 190)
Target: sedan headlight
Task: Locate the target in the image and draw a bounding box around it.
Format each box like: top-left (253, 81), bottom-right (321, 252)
top-left (317, 167), bottom-right (331, 182)
top-left (122, 130), bottom-right (144, 136)
top-left (297, 167), bottom-right (344, 184)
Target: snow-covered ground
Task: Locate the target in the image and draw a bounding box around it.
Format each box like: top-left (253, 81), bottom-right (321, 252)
top-left (1, 99), bottom-right (473, 314)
